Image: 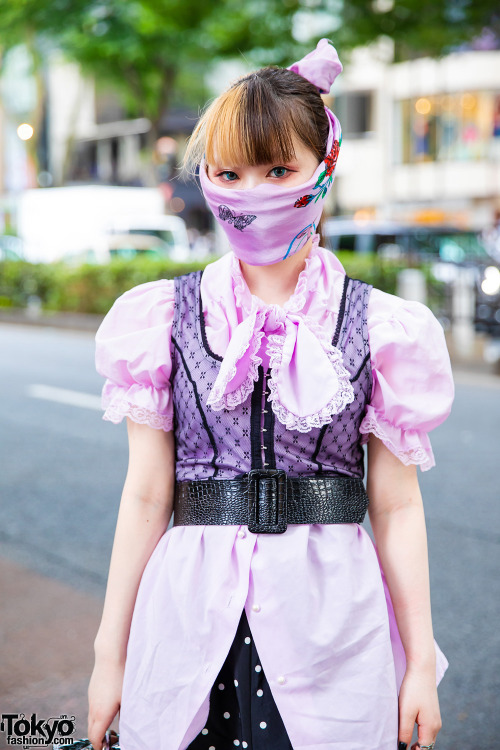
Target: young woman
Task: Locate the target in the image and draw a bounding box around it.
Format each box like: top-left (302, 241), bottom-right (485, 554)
top-left (88, 39), bottom-right (454, 750)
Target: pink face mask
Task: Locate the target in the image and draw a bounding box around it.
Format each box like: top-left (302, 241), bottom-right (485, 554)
top-left (198, 39), bottom-right (343, 267)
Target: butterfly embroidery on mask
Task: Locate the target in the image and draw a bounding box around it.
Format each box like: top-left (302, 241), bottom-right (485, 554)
top-left (294, 136), bottom-right (341, 208)
top-left (218, 205), bottom-right (257, 231)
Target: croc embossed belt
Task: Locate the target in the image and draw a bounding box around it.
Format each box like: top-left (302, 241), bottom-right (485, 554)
top-left (173, 468), bottom-right (369, 534)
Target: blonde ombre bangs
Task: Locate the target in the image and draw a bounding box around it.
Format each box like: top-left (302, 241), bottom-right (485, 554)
top-left (182, 75), bottom-right (310, 176)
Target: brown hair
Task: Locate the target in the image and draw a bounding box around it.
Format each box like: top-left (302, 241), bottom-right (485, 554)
top-left (181, 66), bottom-right (330, 240)
top-left (181, 67), bottom-right (330, 172)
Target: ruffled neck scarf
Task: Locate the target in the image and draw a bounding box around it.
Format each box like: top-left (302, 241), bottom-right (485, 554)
top-left (206, 234), bottom-right (354, 433)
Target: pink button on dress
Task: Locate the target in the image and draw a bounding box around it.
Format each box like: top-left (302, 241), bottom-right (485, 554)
top-left (95, 236), bottom-right (455, 750)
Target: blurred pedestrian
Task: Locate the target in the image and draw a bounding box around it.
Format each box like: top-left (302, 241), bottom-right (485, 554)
top-left (89, 39), bottom-right (454, 750)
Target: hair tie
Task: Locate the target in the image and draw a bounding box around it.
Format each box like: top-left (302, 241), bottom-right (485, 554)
top-left (287, 38), bottom-right (343, 94)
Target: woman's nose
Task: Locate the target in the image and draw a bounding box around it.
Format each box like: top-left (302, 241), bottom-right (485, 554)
top-left (238, 174), bottom-right (263, 189)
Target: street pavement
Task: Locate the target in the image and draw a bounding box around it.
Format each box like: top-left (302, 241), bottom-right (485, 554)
top-left (0, 322), bottom-right (499, 748)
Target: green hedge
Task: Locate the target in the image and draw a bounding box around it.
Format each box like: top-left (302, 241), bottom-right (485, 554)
top-left (0, 252), bottom-right (442, 315)
top-left (0, 257), bottom-right (201, 314)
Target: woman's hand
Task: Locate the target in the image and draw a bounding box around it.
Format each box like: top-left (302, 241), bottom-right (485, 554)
top-left (398, 664), bottom-right (442, 749)
top-left (87, 422), bottom-right (175, 748)
top-left (87, 655), bottom-right (125, 750)
top-left (367, 437), bottom-right (443, 749)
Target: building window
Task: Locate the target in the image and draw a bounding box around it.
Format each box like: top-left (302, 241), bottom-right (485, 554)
top-left (334, 92), bottom-right (373, 138)
top-left (397, 91), bottom-right (500, 163)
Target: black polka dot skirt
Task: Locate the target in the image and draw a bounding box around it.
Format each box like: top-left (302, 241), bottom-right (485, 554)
top-left (186, 607), bottom-right (294, 750)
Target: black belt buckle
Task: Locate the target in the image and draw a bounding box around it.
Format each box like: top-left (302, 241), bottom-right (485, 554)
top-left (247, 468), bottom-right (287, 534)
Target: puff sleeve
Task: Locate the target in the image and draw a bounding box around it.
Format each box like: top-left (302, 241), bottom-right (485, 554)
top-left (359, 289), bottom-right (455, 471)
top-left (95, 279), bottom-right (175, 431)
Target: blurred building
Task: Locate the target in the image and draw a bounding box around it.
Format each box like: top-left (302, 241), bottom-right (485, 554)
top-left (2, 42), bottom-right (500, 236)
top-left (0, 45), bottom-right (40, 231)
top-left (0, 48), bottom-right (207, 232)
top-left (47, 50), bottom-right (207, 229)
top-left (328, 44), bottom-right (500, 229)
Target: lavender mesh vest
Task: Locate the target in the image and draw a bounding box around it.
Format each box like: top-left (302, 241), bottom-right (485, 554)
top-left (170, 271), bottom-right (373, 482)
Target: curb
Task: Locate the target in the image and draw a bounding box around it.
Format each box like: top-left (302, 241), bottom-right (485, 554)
top-left (0, 309), bottom-right (104, 332)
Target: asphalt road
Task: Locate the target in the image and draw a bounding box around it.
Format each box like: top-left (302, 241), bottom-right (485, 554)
top-left (0, 322), bottom-right (499, 748)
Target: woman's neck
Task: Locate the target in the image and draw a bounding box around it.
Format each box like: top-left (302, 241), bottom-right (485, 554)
top-left (237, 236), bottom-right (314, 307)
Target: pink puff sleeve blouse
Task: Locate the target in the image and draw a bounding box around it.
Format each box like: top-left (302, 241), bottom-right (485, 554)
top-left (96, 240), bottom-right (454, 472)
top-left (96, 279), bottom-right (175, 432)
top-left (95, 238), bottom-right (454, 750)
top-left (359, 290), bottom-right (455, 471)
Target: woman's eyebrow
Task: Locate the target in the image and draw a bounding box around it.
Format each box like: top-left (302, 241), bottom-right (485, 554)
top-left (210, 158), bottom-right (299, 170)
top-left (271, 155), bottom-right (299, 165)
top-left (210, 162), bottom-right (244, 170)
top-left (258, 157), bottom-right (299, 167)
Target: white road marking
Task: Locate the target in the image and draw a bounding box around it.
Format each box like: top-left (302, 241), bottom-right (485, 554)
top-left (27, 384), bottom-right (102, 410)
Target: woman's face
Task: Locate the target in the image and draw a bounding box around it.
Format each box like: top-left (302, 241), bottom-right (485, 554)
top-left (205, 135), bottom-right (320, 191)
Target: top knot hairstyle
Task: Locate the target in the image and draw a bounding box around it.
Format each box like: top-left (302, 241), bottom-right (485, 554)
top-left (181, 67), bottom-right (330, 178)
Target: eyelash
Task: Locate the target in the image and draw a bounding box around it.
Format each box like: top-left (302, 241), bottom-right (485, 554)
top-left (215, 166), bottom-right (294, 181)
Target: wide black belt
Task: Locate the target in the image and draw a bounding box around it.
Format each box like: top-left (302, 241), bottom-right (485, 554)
top-left (173, 468), bottom-right (369, 534)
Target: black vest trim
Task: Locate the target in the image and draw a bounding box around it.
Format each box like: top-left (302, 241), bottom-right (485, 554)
top-left (332, 274), bottom-right (350, 348)
top-left (311, 423), bottom-right (329, 475)
top-left (197, 268), bottom-right (224, 362)
top-left (250, 365), bottom-right (265, 469)
top-left (263, 370), bottom-right (277, 470)
top-left (172, 333), bottom-right (220, 477)
top-left (311, 277), bottom-right (372, 475)
top-left (351, 352), bottom-right (371, 384)
top-left (312, 274), bottom-right (352, 475)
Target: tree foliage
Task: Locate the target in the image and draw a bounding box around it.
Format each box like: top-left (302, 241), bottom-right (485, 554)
top-left (0, 1), bottom-right (308, 126)
top-left (1, 1), bottom-right (498, 111)
top-left (0, 0), bottom-right (498, 184)
top-left (0, 1), bottom-right (308, 184)
top-left (330, 0), bottom-right (500, 62)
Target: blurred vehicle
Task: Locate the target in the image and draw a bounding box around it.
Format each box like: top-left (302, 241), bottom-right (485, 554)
top-left (476, 225), bottom-right (500, 360)
top-left (475, 263), bottom-right (500, 341)
top-left (481, 225), bottom-right (500, 265)
top-left (323, 217), bottom-right (500, 362)
top-left (16, 185), bottom-right (167, 262)
top-left (99, 214), bottom-right (191, 263)
top-left (63, 215), bottom-right (191, 265)
top-left (107, 232), bottom-right (179, 260)
top-left (0, 235), bottom-right (24, 261)
top-left (322, 218), bottom-right (493, 267)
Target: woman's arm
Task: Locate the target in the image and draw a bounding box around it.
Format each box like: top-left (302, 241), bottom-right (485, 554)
top-left (366, 435), bottom-right (442, 750)
top-left (88, 419), bottom-right (175, 750)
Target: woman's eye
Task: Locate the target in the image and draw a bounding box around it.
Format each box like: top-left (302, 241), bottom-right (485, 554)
top-left (269, 166), bottom-right (290, 178)
top-left (217, 171), bottom-right (238, 182)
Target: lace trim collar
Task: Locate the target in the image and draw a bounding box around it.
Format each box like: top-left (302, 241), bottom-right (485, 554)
top-left (205, 233), bottom-right (354, 432)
